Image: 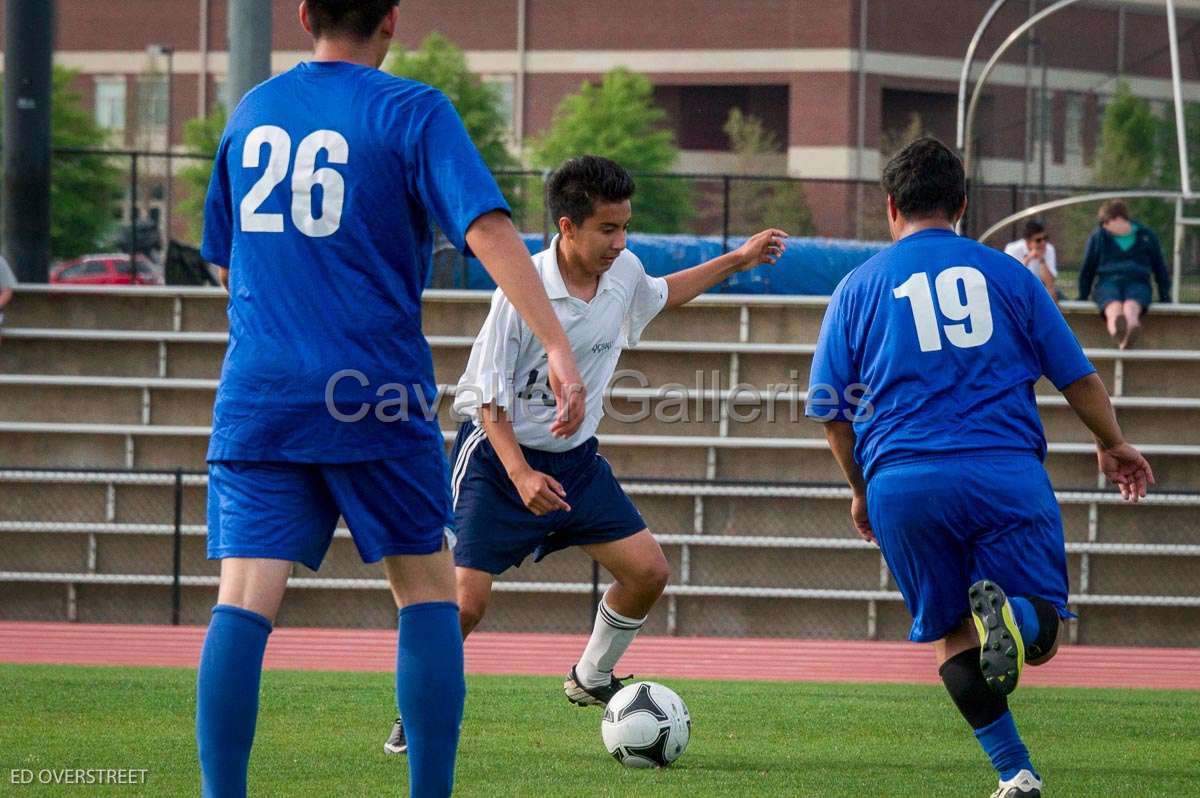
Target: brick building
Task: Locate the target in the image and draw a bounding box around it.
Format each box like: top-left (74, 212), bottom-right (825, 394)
top-left (7, 0), bottom-right (1200, 238)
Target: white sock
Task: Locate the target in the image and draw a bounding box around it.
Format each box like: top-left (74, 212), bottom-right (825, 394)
top-left (575, 598), bottom-right (645, 688)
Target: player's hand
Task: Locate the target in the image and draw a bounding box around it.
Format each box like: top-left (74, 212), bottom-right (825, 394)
top-left (546, 345), bottom-right (586, 439)
top-left (1097, 442), bottom-right (1155, 502)
top-left (733, 228), bottom-right (788, 272)
top-left (511, 466), bottom-right (571, 516)
top-left (851, 492), bottom-right (875, 545)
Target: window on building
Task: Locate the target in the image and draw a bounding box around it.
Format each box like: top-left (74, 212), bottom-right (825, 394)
top-left (1064, 93), bottom-right (1085, 164)
top-left (94, 76), bottom-right (126, 133)
top-left (481, 74), bottom-right (516, 139)
top-left (653, 85), bottom-right (788, 152)
top-left (881, 89), bottom-right (957, 155)
top-left (137, 75), bottom-right (169, 146)
top-left (215, 77), bottom-right (231, 110)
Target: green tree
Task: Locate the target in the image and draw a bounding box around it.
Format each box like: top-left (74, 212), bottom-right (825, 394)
top-left (385, 34), bottom-right (525, 216)
top-left (1068, 82), bottom-right (1200, 264)
top-left (3, 68), bottom-right (125, 258)
top-left (722, 108), bottom-right (814, 236)
top-left (178, 104), bottom-right (227, 243)
top-left (529, 68), bottom-right (691, 233)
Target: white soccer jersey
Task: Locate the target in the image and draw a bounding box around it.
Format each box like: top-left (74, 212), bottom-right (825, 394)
top-left (453, 236), bottom-right (669, 452)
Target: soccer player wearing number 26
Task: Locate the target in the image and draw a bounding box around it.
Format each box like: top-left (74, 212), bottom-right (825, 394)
top-left (196, 2), bottom-right (587, 797)
top-left (808, 139), bottom-right (1154, 798)
top-left (383, 156), bottom-right (787, 753)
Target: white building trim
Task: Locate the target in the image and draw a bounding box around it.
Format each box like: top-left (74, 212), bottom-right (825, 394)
top-left (41, 47), bottom-right (1200, 103)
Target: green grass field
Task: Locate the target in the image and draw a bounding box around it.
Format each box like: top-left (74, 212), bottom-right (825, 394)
top-left (1, 664), bottom-right (1197, 797)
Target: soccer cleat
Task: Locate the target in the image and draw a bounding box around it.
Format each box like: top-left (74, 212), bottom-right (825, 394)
top-left (383, 717), bottom-right (407, 755)
top-left (564, 666), bottom-right (628, 707)
top-left (989, 768), bottom-right (1042, 797)
top-left (969, 579), bottom-right (1025, 697)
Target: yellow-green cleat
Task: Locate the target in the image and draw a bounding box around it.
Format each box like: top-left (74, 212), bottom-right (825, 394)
top-left (969, 579), bottom-right (1025, 697)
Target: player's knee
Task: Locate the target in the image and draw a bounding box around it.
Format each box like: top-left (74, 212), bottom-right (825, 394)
top-left (636, 557), bottom-right (670, 598)
top-left (458, 595), bottom-right (489, 635)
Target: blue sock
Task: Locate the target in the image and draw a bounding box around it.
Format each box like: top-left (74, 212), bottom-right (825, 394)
top-left (1010, 596), bottom-right (1040, 646)
top-left (196, 604), bottom-right (272, 798)
top-left (397, 602), bottom-right (466, 798)
top-left (974, 711), bottom-right (1036, 781)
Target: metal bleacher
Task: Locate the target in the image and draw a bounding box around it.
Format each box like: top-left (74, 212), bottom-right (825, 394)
top-left (1, 285), bottom-right (1198, 644)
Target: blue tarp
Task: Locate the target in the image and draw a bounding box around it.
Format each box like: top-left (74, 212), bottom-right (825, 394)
top-left (460, 233), bottom-right (887, 296)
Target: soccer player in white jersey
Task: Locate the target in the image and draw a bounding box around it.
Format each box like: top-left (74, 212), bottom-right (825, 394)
top-left (384, 155), bottom-right (786, 753)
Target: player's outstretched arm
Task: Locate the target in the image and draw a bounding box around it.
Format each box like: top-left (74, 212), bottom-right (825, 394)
top-left (466, 211), bottom-right (585, 438)
top-left (662, 228), bottom-right (788, 310)
top-left (1061, 373), bottom-right (1155, 501)
top-left (478, 403), bottom-right (571, 516)
top-left (822, 420), bottom-right (874, 544)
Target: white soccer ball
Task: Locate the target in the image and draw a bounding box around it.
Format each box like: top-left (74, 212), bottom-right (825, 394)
top-left (601, 681), bottom-right (690, 768)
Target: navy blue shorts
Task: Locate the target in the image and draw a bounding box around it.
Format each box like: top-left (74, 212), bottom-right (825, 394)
top-left (867, 453), bottom-right (1074, 643)
top-left (448, 422), bottom-right (646, 574)
top-left (1093, 274), bottom-right (1152, 312)
top-left (207, 447), bottom-right (453, 572)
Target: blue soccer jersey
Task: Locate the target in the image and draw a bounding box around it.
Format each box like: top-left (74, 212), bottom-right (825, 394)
top-left (806, 228), bottom-right (1096, 481)
top-left (201, 61), bottom-right (508, 462)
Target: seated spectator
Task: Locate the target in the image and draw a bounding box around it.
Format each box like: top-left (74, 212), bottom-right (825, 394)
top-left (1005, 219), bottom-right (1058, 300)
top-left (0, 255), bottom-right (15, 341)
top-left (1078, 199), bottom-right (1171, 349)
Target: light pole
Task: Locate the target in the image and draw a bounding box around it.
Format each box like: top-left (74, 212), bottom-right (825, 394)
top-left (148, 44), bottom-right (175, 252)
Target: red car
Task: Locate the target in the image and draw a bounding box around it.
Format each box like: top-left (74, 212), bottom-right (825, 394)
top-left (50, 254), bottom-right (164, 286)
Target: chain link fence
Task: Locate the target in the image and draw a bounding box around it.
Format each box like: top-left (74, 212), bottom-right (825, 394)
top-left (2, 467), bottom-right (1197, 647)
top-left (46, 149), bottom-right (1200, 301)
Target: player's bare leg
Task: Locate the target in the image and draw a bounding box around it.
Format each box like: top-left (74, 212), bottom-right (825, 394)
top-left (1120, 299), bottom-right (1142, 349)
top-left (1103, 300), bottom-right (1125, 343)
top-left (197, 558), bottom-right (292, 795)
top-left (454, 566), bottom-right (494, 638)
top-left (383, 547), bottom-right (458, 607)
top-left (215, 557), bottom-right (294, 622)
top-left (564, 530), bottom-right (669, 706)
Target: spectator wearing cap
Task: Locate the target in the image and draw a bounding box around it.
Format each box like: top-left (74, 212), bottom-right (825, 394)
top-left (1005, 219), bottom-right (1058, 300)
top-left (1078, 199), bottom-right (1171, 349)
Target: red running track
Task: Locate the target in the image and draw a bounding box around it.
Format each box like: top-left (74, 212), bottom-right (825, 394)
top-left (1, 622), bottom-right (1197, 690)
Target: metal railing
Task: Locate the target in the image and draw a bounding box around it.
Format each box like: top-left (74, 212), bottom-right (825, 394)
top-left (1, 468), bottom-right (1198, 643)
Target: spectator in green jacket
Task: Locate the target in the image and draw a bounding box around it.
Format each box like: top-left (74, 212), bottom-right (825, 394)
top-left (1078, 200), bottom-right (1171, 349)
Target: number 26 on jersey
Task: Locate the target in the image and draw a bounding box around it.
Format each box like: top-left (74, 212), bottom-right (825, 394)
top-left (893, 266), bottom-right (994, 352)
top-left (240, 125), bottom-right (348, 238)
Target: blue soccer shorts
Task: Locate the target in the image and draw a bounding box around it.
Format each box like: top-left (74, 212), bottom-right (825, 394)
top-left (866, 453), bottom-right (1075, 643)
top-left (207, 447), bottom-right (453, 572)
top-left (447, 421), bottom-right (647, 575)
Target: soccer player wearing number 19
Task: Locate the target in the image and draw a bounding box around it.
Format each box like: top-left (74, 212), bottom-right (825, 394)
top-left (808, 139), bottom-right (1154, 798)
top-left (195, 2), bottom-right (586, 797)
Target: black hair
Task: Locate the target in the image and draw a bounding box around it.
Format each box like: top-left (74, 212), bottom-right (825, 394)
top-left (1022, 218), bottom-right (1046, 239)
top-left (880, 137), bottom-right (966, 223)
top-left (546, 155), bottom-right (635, 227)
top-left (306, 0), bottom-right (398, 41)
